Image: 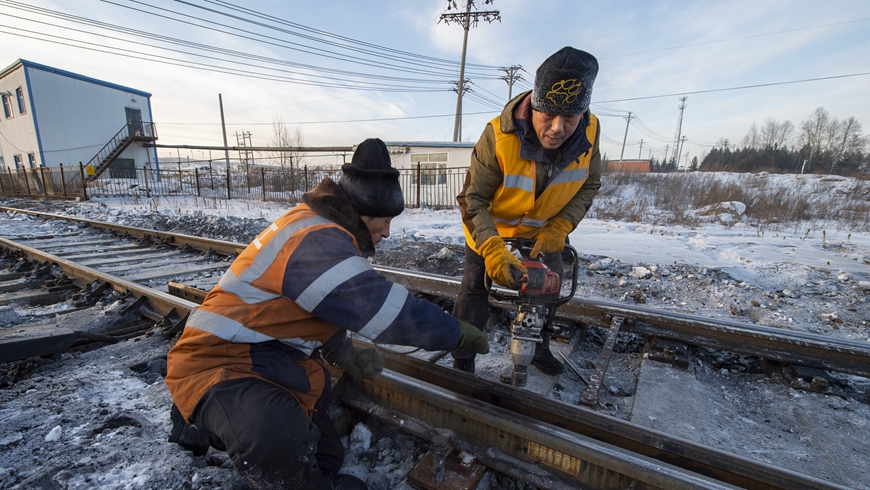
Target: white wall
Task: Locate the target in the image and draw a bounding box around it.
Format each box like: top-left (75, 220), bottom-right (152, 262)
top-left (388, 145), bottom-right (473, 169)
top-left (26, 66), bottom-right (154, 168)
top-left (0, 66), bottom-right (38, 168)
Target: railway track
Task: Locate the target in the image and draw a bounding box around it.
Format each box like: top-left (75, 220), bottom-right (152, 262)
top-left (0, 206), bottom-right (864, 490)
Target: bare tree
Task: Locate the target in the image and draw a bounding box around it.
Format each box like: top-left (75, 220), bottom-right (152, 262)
top-left (269, 115), bottom-right (307, 194)
top-left (799, 107), bottom-right (831, 173)
top-left (760, 118), bottom-right (794, 150)
top-left (270, 115), bottom-right (293, 171)
top-left (831, 116), bottom-right (865, 173)
top-left (741, 123), bottom-right (760, 149)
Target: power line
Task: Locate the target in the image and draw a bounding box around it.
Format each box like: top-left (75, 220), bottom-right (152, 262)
top-left (198, 0), bottom-right (505, 71)
top-left (158, 110), bottom-right (500, 126)
top-left (0, 26), bottom-right (451, 92)
top-left (1, 14), bottom-right (455, 87)
top-left (596, 72), bottom-right (870, 103)
top-left (600, 17), bottom-right (870, 61)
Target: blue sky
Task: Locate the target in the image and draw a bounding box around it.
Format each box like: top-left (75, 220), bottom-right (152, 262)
top-left (2, 0), bottom-right (869, 166)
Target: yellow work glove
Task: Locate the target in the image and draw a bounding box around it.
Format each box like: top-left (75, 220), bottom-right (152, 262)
top-left (455, 321), bottom-right (489, 354)
top-left (530, 217), bottom-right (573, 259)
top-left (478, 236), bottom-right (527, 289)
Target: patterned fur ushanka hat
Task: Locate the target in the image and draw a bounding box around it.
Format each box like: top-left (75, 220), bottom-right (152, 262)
top-left (338, 138), bottom-right (404, 217)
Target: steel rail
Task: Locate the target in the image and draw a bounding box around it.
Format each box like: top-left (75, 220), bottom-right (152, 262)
top-left (346, 369), bottom-right (744, 490)
top-left (0, 236), bottom-right (198, 320)
top-left (0, 207), bottom-right (246, 256)
top-left (367, 342), bottom-right (848, 490)
top-left (0, 226), bottom-right (851, 489)
top-left (2, 206), bottom-right (868, 378)
top-left (376, 265), bottom-right (870, 378)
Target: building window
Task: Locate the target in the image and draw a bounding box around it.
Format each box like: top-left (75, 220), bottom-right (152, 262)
top-left (2, 94), bottom-right (12, 119)
top-left (411, 153), bottom-right (448, 185)
top-left (28, 153), bottom-right (37, 168)
top-left (15, 87), bottom-right (26, 114)
top-left (13, 155), bottom-right (22, 169)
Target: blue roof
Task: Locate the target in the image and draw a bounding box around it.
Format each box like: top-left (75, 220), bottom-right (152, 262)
top-left (13, 59), bottom-right (151, 98)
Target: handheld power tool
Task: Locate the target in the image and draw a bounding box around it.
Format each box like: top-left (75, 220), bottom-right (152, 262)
top-left (491, 239), bottom-right (579, 387)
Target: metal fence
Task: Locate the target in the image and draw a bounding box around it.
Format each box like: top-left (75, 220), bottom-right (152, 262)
top-left (0, 162), bottom-right (468, 208)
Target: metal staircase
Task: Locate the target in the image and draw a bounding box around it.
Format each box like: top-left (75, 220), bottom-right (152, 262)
top-left (84, 122), bottom-right (157, 182)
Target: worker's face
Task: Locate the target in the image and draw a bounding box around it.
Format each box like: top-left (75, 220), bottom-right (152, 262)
top-left (531, 110), bottom-right (583, 150)
top-left (360, 216), bottom-right (393, 245)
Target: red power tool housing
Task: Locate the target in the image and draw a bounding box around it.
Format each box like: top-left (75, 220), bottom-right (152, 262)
top-left (517, 262), bottom-right (561, 295)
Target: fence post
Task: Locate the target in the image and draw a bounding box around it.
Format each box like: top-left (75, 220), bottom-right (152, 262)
top-left (7, 167), bottom-right (16, 194)
top-left (143, 166), bottom-right (151, 198)
top-left (59, 164), bottom-right (67, 198)
top-left (304, 165), bottom-right (309, 192)
top-left (261, 167), bottom-right (266, 202)
top-left (226, 167), bottom-right (231, 200)
top-left (246, 166), bottom-right (252, 199)
top-left (79, 163), bottom-right (88, 200)
top-left (194, 168), bottom-right (201, 196)
top-left (23, 168), bottom-right (32, 196)
top-left (416, 162), bottom-right (422, 208)
top-left (39, 166), bottom-right (48, 197)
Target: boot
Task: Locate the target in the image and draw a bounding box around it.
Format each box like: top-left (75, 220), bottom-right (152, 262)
top-left (321, 474), bottom-right (368, 490)
top-left (168, 404), bottom-right (210, 456)
top-left (531, 331), bottom-right (564, 375)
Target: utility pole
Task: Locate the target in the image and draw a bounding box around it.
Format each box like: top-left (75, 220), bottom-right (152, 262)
top-left (218, 94), bottom-right (230, 171)
top-left (439, 0), bottom-right (500, 142)
top-left (618, 111), bottom-right (633, 165)
top-left (499, 65), bottom-right (524, 101)
top-left (677, 136), bottom-right (687, 169)
top-left (638, 139), bottom-right (644, 159)
top-left (671, 96), bottom-right (687, 165)
top-left (663, 144), bottom-right (669, 163)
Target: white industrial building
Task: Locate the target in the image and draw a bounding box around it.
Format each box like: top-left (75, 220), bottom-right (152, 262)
top-left (0, 59), bottom-right (159, 178)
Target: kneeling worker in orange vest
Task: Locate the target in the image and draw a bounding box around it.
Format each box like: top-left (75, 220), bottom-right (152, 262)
top-left (165, 138), bottom-right (489, 490)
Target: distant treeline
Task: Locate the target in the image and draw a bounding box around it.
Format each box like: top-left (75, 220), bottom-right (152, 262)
top-left (653, 107), bottom-right (868, 176)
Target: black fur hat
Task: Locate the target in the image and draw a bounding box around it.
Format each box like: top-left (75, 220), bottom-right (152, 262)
top-left (339, 138), bottom-right (404, 217)
top-left (530, 47), bottom-right (598, 115)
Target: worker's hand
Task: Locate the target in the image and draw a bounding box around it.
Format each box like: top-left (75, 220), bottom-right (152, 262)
top-left (455, 321), bottom-right (489, 355)
top-left (336, 345), bottom-right (383, 383)
top-left (531, 217), bottom-right (573, 259)
top-left (478, 236), bottom-right (527, 289)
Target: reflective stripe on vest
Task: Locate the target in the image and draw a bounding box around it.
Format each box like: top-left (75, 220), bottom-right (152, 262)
top-left (186, 308), bottom-right (323, 356)
top-left (295, 256), bottom-right (373, 311)
top-left (358, 283), bottom-right (409, 339)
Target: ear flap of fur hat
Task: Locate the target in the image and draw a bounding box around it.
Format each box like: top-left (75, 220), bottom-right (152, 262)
top-left (339, 138), bottom-right (405, 217)
top-left (531, 47), bottom-right (598, 115)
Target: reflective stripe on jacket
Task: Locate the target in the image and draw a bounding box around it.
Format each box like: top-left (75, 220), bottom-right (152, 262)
top-left (166, 179), bottom-right (460, 422)
top-left (462, 113), bottom-right (599, 249)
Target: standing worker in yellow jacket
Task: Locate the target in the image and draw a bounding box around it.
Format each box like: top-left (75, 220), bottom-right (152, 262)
top-left (453, 47), bottom-right (601, 375)
top-left (165, 138), bottom-right (489, 490)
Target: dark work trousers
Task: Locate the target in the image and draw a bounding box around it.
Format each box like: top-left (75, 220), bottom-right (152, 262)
top-left (452, 242), bottom-right (564, 362)
top-left (190, 377), bottom-right (343, 490)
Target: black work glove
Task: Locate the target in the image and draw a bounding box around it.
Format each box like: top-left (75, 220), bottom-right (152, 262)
top-left (455, 321), bottom-right (489, 355)
top-left (336, 345), bottom-right (383, 383)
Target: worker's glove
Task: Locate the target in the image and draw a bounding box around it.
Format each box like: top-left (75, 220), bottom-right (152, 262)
top-left (336, 345), bottom-right (383, 383)
top-left (478, 236), bottom-right (527, 289)
top-left (455, 321), bottom-right (489, 355)
top-left (530, 217), bottom-right (573, 259)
